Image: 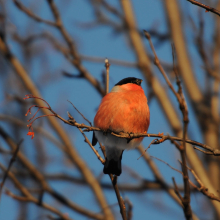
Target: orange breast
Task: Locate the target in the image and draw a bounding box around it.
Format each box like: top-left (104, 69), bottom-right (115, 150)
top-left (94, 86), bottom-right (150, 136)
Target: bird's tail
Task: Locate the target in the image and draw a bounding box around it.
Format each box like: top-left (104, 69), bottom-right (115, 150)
top-left (103, 149), bottom-right (124, 176)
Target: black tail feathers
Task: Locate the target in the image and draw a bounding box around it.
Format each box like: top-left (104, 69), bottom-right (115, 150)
top-left (103, 151), bottom-right (123, 176)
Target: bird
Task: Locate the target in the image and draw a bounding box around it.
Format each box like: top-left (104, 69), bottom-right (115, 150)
top-left (92, 77), bottom-right (150, 176)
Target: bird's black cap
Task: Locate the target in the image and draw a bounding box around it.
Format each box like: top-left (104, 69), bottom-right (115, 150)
top-left (115, 77), bottom-right (143, 86)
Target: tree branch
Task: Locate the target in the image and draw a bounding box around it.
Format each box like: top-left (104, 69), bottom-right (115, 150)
top-left (186, 0), bottom-right (220, 17)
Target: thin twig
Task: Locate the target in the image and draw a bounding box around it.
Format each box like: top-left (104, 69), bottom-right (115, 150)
top-left (193, 147), bottom-right (213, 155)
top-left (13, 0), bottom-right (56, 26)
top-left (186, 0), bottom-right (220, 17)
top-left (179, 160), bottom-right (220, 202)
top-left (137, 139), bottom-right (160, 159)
top-left (138, 145), bottom-right (185, 209)
top-left (67, 112), bottom-right (105, 164)
top-left (172, 177), bottom-right (183, 200)
top-left (172, 45), bottom-right (192, 219)
top-left (145, 31), bottom-right (192, 219)
top-left (0, 139), bottom-right (23, 199)
top-left (105, 58), bottom-right (110, 94)
top-left (151, 157), bottom-right (194, 189)
top-left (125, 197), bottom-right (133, 220)
top-left (143, 31), bottom-right (181, 103)
top-left (67, 100), bottom-right (92, 126)
top-left (0, 164), bottom-right (73, 220)
top-left (110, 175), bottom-right (127, 220)
top-left (150, 156), bottom-right (183, 175)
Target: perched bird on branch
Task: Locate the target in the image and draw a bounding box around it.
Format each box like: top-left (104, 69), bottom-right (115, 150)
top-left (92, 77), bottom-right (150, 176)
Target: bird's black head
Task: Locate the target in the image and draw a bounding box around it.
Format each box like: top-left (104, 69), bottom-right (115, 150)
top-left (115, 77), bottom-right (143, 86)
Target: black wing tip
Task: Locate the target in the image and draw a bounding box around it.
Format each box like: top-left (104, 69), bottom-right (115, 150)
top-left (92, 132), bottom-right (98, 146)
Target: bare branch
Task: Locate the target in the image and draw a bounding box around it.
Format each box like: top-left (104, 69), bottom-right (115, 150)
top-left (144, 30), bottom-right (192, 219)
top-left (180, 161), bottom-right (220, 202)
top-left (0, 139), bottom-right (23, 199)
top-left (105, 58), bottom-right (110, 94)
top-left (24, 94), bottom-right (219, 156)
top-left (186, 0), bottom-right (220, 17)
top-left (110, 175), bottom-right (127, 220)
top-left (0, 164), bottom-right (73, 220)
top-left (13, 0), bottom-right (56, 26)
top-left (0, 127), bottom-right (105, 220)
top-left (67, 111), bottom-right (105, 164)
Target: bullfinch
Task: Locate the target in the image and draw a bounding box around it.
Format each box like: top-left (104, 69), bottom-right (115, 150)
top-left (92, 77), bottom-right (150, 176)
